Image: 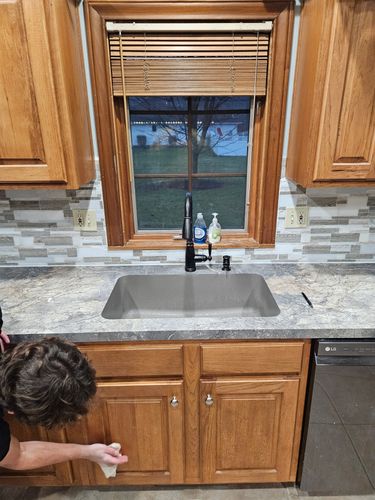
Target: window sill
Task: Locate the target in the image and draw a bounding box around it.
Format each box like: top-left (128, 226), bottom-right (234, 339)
top-left (108, 234), bottom-right (273, 251)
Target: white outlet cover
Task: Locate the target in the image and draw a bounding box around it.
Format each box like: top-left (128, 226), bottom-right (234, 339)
top-left (72, 209), bottom-right (97, 231)
top-left (285, 207), bottom-right (309, 228)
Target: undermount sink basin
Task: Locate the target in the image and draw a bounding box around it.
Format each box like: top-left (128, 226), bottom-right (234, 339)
top-left (102, 273), bottom-right (280, 319)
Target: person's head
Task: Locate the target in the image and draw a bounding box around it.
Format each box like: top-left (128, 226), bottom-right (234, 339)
top-left (0, 337), bottom-right (96, 428)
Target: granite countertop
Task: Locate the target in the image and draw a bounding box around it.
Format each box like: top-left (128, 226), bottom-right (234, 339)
top-left (1, 264), bottom-right (374, 343)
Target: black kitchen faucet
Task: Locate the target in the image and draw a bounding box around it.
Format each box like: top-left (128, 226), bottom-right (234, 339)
top-left (182, 192), bottom-right (212, 272)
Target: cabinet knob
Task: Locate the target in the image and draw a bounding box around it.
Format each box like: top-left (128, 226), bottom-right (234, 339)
top-left (205, 394), bottom-right (214, 406)
top-left (170, 395), bottom-right (179, 408)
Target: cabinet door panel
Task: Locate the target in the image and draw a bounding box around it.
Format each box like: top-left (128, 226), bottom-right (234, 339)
top-left (314, 0), bottom-right (375, 181)
top-left (217, 394), bottom-right (280, 470)
top-left (0, 414), bottom-right (73, 486)
top-left (201, 378), bottom-right (299, 483)
top-left (85, 380), bottom-right (184, 485)
top-left (0, 0), bottom-right (66, 183)
top-left (106, 397), bottom-right (168, 472)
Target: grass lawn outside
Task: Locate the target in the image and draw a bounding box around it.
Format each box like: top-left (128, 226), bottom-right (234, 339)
top-left (135, 177), bottom-right (247, 230)
top-left (132, 145), bottom-right (249, 230)
top-left (132, 145), bottom-right (248, 174)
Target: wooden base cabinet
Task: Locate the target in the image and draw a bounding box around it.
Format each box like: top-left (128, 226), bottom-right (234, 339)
top-left (200, 378), bottom-right (300, 483)
top-left (0, 414), bottom-right (73, 486)
top-left (84, 380), bottom-right (184, 485)
top-left (0, 340), bottom-right (310, 487)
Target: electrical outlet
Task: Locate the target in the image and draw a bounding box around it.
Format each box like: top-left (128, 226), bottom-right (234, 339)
top-left (72, 209), bottom-right (97, 231)
top-left (285, 207), bottom-right (309, 228)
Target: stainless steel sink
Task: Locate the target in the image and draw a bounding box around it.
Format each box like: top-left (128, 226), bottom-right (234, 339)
top-left (102, 273), bottom-right (280, 319)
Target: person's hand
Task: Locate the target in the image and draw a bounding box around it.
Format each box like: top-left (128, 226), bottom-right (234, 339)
top-left (84, 443), bottom-right (128, 467)
top-left (0, 331), bottom-right (10, 353)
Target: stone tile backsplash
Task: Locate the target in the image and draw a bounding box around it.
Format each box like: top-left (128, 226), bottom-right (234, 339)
top-left (0, 163), bottom-right (374, 266)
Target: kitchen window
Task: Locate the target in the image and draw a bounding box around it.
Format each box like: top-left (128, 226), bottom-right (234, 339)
top-left (85, 1), bottom-right (294, 249)
top-left (128, 96), bottom-right (252, 231)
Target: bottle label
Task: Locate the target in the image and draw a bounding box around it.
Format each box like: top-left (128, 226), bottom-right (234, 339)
top-left (194, 226), bottom-right (206, 242)
top-left (208, 227), bottom-right (221, 244)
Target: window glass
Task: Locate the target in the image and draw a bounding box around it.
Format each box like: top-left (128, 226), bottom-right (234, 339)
top-left (190, 96), bottom-right (250, 111)
top-left (129, 96), bottom-right (251, 231)
top-left (193, 113), bottom-right (249, 174)
top-left (134, 178), bottom-right (188, 230)
top-left (131, 114), bottom-right (188, 175)
top-left (128, 97), bottom-right (188, 112)
top-left (192, 177), bottom-right (247, 229)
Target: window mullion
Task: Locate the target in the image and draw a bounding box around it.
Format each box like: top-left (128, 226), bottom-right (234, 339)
top-left (187, 97), bottom-right (193, 192)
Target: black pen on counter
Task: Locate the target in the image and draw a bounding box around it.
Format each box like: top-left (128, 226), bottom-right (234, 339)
top-left (301, 292), bottom-right (314, 308)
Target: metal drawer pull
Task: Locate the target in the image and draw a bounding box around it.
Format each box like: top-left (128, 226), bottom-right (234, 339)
top-left (205, 394), bottom-right (214, 406)
top-left (170, 395), bottom-right (179, 408)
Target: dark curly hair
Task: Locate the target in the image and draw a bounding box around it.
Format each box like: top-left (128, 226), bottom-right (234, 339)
top-left (0, 337), bottom-right (96, 428)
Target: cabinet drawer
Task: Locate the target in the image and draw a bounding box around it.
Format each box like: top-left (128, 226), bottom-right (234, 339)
top-left (80, 344), bottom-right (183, 378)
top-left (201, 342), bottom-right (305, 376)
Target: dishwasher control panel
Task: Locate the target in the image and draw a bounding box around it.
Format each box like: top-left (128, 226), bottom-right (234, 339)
top-left (317, 340), bottom-right (375, 357)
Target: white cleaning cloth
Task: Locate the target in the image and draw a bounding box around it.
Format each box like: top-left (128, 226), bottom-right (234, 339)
top-left (99, 442), bottom-right (122, 478)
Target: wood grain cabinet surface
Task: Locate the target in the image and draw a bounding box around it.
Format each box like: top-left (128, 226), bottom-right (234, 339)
top-left (200, 377), bottom-right (300, 483)
top-left (286, 0), bottom-right (375, 187)
top-left (0, 340), bottom-right (310, 486)
top-left (0, 0), bottom-right (94, 189)
top-left (82, 380), bottom-right (185, 485)
top-left (0, 414), bottom-right (74, 486)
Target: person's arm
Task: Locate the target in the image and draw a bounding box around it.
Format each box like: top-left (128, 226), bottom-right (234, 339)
top-left (0, 303), bottom-right (10, 353)
top-left (0, 330), bottom-right (10, 352)
top-left (0, 434), bottom-right (128, 471)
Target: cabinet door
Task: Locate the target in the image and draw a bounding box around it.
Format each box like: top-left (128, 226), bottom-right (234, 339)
top-left (0, 414), bottom-right (74, 486)
top-left (200, 377), bottom-right (299, 483)
top-left (314, 0), bottom-right (375, 181)
top-left (84, 380), bottom-right (184, 485)
top-left (0, 0), bottom-right (67, 183)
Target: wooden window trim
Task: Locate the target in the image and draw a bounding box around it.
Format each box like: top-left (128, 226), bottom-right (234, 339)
top-left (85, 1), bottom-right (294, 249)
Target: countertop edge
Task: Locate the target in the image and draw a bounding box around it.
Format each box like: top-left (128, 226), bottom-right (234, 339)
top-left (8, 328), bottom-right (375, 344)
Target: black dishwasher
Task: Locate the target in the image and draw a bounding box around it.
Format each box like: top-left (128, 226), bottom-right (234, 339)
top-left (299, 339), bottom-right (375, 496)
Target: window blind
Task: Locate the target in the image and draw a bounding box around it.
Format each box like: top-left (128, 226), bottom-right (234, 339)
top-left (107, 24), bottom-right (271, 97)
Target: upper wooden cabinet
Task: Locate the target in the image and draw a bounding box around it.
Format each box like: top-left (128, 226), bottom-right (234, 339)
top-left (286, 0), bottom-right (375, 187)
top-left (0, 0), bottom-right (95, 189)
